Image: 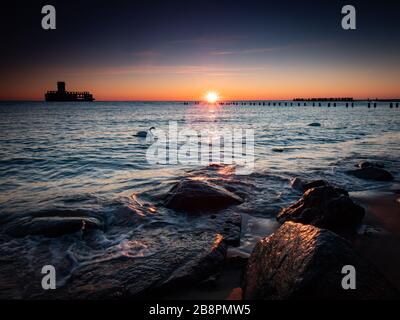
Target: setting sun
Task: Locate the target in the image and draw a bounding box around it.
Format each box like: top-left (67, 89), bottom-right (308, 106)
top-left (205, 91), bottom-right (219, 104)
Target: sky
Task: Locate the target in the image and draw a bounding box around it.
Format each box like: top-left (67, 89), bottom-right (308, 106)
top-left (0, 0), bottom-right (399, 101)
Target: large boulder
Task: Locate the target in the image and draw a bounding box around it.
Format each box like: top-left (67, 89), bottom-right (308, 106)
top-left (164, 178), bottom-right (243, 213)
top-left (243, 222), bottom-right (399, 300)
top-left (346, 167), bottom-right (394, 181)
top-left (277, 186), bottom-right (364, 235)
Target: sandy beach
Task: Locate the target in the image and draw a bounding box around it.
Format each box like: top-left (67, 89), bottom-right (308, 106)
top-left (352, 186), bottom-right (400, 291)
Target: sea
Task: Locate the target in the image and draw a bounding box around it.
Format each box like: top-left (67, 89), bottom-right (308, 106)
top-left (0, 101), bottom-right (399, 297)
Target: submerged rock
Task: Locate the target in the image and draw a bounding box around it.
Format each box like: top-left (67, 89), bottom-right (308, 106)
top-left (290, 178), bottom-right (329, 193)
top-left (208, 212), bottom-right (242, 246)
top-left (289, 177), bottom-right (304, 192)
top-left (243, 222), bottom-right (399, 300)
top-left (51, 231), bottom-right (227, 299)
top-left (308, 122), bottom-right (321, 127)
top-left (302, 179), bottom-right (329, 192)
top-left (346, 167), bottom-right (394, 181)
top-left (3, 210), bottom-right (104, 238)
top-left (356, 161), bottom-right (385, 169)
top-left (164, 178), bottom-right (243, 213)
top-left (277, 185), bottom-right (364, 235)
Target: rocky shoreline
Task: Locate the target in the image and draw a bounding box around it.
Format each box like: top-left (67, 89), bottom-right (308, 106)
top-left (162, 162), bottom-right (400, 300)
top-left (0, 162), bottom-right (399, 300)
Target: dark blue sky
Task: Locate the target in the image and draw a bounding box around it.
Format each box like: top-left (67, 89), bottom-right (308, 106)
top-left (1, 0), bottom-right (399, 100)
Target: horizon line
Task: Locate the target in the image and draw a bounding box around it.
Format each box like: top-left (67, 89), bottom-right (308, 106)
top-left (1, 98), bottom-right (400, 103)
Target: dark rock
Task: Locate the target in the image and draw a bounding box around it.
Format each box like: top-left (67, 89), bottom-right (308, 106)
top-left (303, 179), bottom-right (329, 192)
top-left (51, 232), bottom-right (227, 299)
top-left (289, 177), bottom-right (304, 192)
top-left (277, 186), bottom-right (364, 235)
top-left (164, 178), bottom-right (243, 212)
top-left (207, 212), bottom-right (242, 246)
top-left (243, 222), bottom-right (399, 300)
top-left (355, 161), bottom-right (385, 169)
top-left (4, 211), bottom-right (104, 238)
top-left (227, 288), bottom-right (243, 300)
top-left (0, 228), bottom-right (228, 299)
top-left (308, 122), bottom-right (321, 127)
top-left (347, 167), bottom-right (394, 181)
top-left (290, 178), bottom-right (330, 193)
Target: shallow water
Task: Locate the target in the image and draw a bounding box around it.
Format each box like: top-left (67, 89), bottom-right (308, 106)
top-left (0, 101), bottom-right (399, 295)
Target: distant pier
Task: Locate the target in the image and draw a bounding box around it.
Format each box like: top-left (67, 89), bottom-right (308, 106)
top-left (182, 98), bottom-right (400, 109)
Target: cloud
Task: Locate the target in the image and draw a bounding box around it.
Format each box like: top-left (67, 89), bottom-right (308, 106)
top-left (169, 35), bottom-right (245, 45)
top-left (210, 41), bottom-right (332, 56)
top-left (132, 50), bottom-right (161, 57)
top-left (71, 64), bottom-right (265, 77)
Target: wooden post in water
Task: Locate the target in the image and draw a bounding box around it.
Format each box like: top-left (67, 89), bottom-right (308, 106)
top-left (390, 102), bottom-right (393, 108)
top-left (374, 103), bottom-right (377, 108)
top-left (368, 102), bottom-right (371, 108)
top-left (328, 103), bottom-right (330, 107)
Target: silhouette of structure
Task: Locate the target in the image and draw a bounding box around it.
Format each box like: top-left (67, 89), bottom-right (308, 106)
top-left (45, 82), bottom-right (95, 101)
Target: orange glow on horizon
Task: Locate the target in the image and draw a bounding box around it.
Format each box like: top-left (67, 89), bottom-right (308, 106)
top-left (1, 63), bottom-right (400, 101)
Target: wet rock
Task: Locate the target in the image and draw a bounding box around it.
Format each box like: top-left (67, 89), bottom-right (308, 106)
top-left (49, 231), bottom-right (227, 299)
top-left (3, 210), bottom-right (104, 238)
top-left (308, 122), bottom-right (321, 127)
top-left (227, 288), bottom-right (243, 300)
top-left (211, 212), bottom-right (242, 246)
top-left (289, 177), bottom-right (304, 192)
top-left (243, 222), bottom-right (399, 300)
top-left (303, 179), bottom-right (329, 192)
top-left (346, 167), bottom-right (394, 181)
top-left (290, 178), bottom-right (330, 193)
top-left (277, 186), bottom-right (364, 235)
top-left (0, 227), bottom-right (228, 299)
top-left (164, 178), bottom-right (243, 213)
top-left (355, 161), bottom-right (385, 169)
